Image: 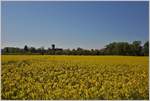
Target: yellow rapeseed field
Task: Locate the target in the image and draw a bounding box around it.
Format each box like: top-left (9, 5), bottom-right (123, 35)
top-left (1, 55), bottom-right (149, 100)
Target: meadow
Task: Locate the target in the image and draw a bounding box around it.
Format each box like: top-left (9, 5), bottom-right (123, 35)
top-left (1, 55), bottom-right (149, 100)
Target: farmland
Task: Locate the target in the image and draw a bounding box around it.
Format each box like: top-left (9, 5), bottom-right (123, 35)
top-left (1, 55), bottom-right (149, 100)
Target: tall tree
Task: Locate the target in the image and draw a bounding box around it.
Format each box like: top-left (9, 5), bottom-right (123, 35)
top-left (24, 45), bottom-right (28, 52)
top-left (131, 41), bottom-right (142, 56)
top-left (143, 41), bottom-right (149, 56)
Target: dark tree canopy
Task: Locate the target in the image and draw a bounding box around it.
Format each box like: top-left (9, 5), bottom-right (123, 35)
top-left (143, 41), bottom-right (149, 56)
top-left (2, 41), bottom-right (149, 56)
top-left (24, 45), bottom-right (28, 52)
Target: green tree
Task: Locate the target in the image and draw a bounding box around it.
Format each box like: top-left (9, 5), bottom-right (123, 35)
top-left (132, 41), bottom-right (142, 56)
top-left (143, 41), bottom-right (149, 56)
top-left (24, 45), bottom-right (28, 52)
top-left (30, 47), bottom-right (36, 53)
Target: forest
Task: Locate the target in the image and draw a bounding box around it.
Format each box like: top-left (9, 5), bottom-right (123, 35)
top-left (1, 41), bottom-right (149, 56)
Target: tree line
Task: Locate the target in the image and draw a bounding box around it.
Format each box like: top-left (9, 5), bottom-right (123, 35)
top-left (1, 41), bottom-right (149, 56)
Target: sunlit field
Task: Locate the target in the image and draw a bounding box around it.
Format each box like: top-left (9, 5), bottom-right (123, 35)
top-left (1, 55), bottom-right (149, 100)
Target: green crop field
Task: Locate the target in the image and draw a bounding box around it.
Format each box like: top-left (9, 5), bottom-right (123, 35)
top-left (1, 55), bottom-right (149, 100)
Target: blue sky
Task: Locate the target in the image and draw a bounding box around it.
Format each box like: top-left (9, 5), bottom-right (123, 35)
top-left (2, 1), bottom-right (149, 49)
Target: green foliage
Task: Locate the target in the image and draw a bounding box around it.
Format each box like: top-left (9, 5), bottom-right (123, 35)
top-left (1, 41), bottom-right (149, 56)
top-left (143, 41), bottom-right (149, 56)
top-left (24, 45), bottom-right (29, 52)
